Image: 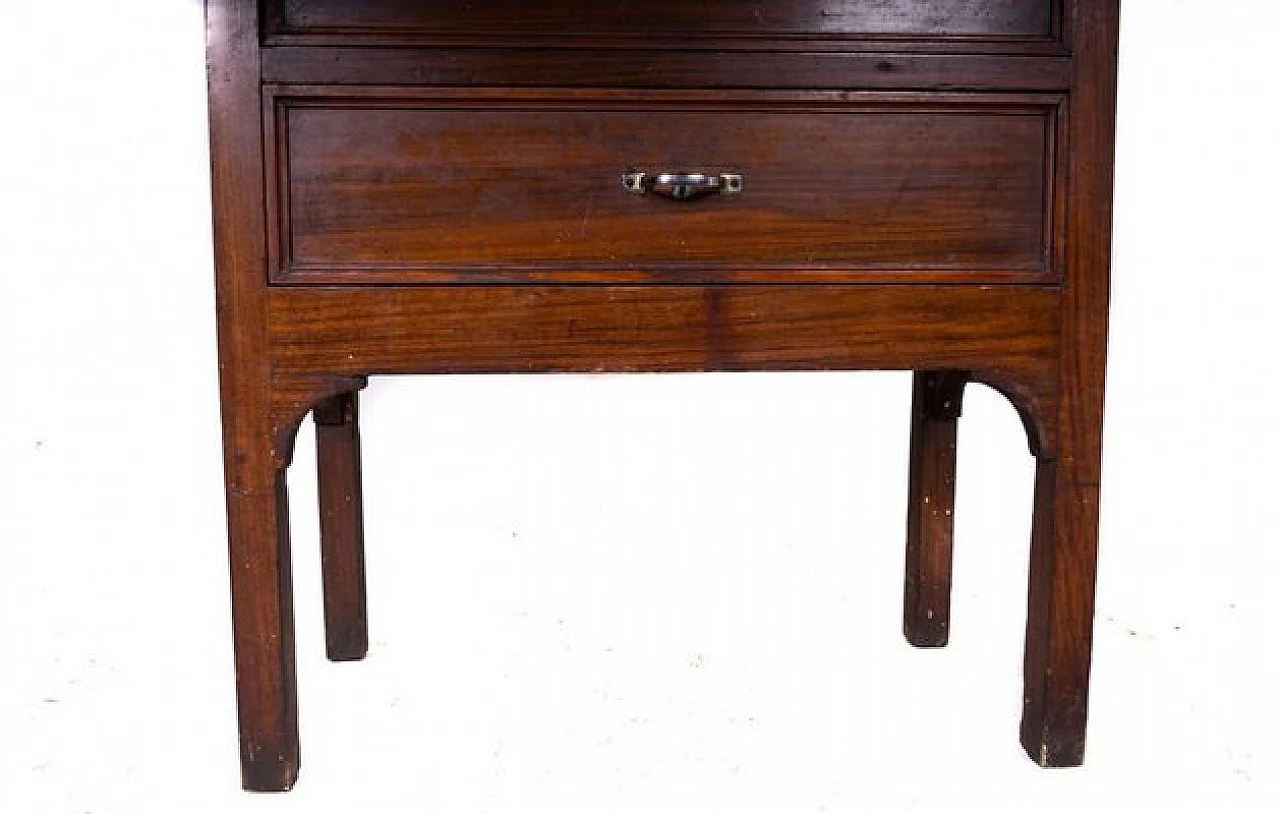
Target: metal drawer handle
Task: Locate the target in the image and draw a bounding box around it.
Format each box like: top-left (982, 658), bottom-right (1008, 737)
top-left (622, 171), bottom-right (743, 200)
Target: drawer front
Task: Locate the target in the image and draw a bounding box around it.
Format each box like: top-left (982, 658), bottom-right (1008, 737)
top-left (267, 90), bottom-right (1065, 285)
top-left (265, 0), bottom-right (1060, 44)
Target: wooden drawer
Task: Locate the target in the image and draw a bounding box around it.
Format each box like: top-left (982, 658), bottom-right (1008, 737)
top-left (266, 89), bottom-right (1065, 285)
top-left (263, 0), bottom-right (1062, 46)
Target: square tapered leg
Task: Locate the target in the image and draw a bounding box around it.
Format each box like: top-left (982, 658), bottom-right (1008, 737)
top-left (903, 371), bottom-right (968, 648)
top-left (314, 391), bottom-right (369, 662)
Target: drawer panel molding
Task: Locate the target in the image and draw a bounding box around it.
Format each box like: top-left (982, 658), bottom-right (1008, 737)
top-left (265, 88), bottom-right (1067, 286)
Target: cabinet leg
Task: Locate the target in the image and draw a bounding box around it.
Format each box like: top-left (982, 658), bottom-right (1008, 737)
top-left (223, 424), bottom-right (300, 791)
top-left (903, 371), bottom-right (967, 648)
top-left (314, 391), bottom-right (368, 662)
top-left (1020, 449), bottom-right (1102, 766)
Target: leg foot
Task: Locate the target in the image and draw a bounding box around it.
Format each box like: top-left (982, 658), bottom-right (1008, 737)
top-left (315, 391), bottom-right (368, 662)
top-left (225, 444), bottom-right (300, 791)
top-left (1019, 452), bottom-right (1101, 768)
top-left (903, 371), bottom-right (967, 648)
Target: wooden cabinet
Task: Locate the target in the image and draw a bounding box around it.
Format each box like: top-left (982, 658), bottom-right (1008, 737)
top-left (206, 0), bottom-right (1120, 792)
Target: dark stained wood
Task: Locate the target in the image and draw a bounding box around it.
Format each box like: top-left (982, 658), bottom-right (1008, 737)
top-left (266, 286), bottom-right (1060, 378)
top-left (261, 48), bottom-right (1074, 88)
top-left (1019, 0), bottom-right (1119, 768)
top-left (264, 0), bottom-right (1059, 41)
top-left (314, 390), bottom-right (368, 662)
top-left (207, 0), bottom-right (1119, 791)
top-left (903, 370), bottom-right (969, 648)
top-left (270, 90), bottom-right (1060, 284)
top-left (207, 0), bottom-right (299, 792)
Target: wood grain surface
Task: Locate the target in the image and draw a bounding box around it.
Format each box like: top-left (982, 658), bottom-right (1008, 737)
top-left (261, 48), bottom-right (1073, 88)
top-left (903, 370), bottom-right (969, 648)
top-left (271, 91), bottom-right (1061, 284)
top-left (208, 0), bottom-right (1120, 792)
top-left (265, 0), bottom-right (1058, 41)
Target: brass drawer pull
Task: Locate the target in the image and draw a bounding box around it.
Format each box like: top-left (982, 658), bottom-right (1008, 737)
top-left (622, 170), bottom-right (743, 200)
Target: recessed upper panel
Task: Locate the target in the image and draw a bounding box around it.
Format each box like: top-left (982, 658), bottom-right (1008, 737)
top-left (265, 0), bottom-right (1058, 42)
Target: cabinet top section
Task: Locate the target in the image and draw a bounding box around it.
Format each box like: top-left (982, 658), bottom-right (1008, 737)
top-left (263, 0), bottom-right (1066, 52)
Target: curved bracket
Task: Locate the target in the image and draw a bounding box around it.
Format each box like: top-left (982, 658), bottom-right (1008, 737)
top-left (270, 373), bottom-right (368, 468)
top-left (968, 370), bottom-right (1059, 460)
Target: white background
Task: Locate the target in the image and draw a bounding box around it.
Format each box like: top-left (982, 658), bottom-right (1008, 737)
top-left (2, 1), bottom-right (1278, 811)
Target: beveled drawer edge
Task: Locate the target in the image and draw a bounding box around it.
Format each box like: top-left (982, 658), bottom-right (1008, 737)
top-left (274, 267), bottom-right (1061, 287)
top-left (264, 84), bottom-right (1068, 109)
